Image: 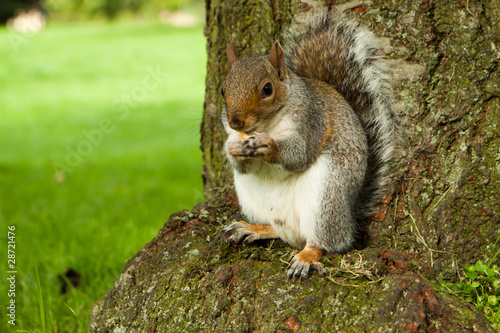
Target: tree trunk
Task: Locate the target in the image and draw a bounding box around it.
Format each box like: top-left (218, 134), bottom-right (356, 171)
top-left (90, 0), bottom-right (499, 331)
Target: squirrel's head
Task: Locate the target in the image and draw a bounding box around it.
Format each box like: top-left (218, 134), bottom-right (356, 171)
top-left (221, 42), bottom-right (289, 134)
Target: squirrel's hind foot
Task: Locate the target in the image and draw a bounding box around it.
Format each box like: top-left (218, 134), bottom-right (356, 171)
top-left (287, 245), bottom-right (327, 280)
top-left (222, 221), bottom-right (277, 244)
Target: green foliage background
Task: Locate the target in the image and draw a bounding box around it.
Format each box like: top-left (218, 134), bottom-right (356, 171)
top-left (1, 0), bottom-right (200, 22)
top-left (44, 0), bottom-right (198, 19)
top-left (0, 0), bottom-right (33, 23)
top-left (0, 20), bottom-right (205, 331)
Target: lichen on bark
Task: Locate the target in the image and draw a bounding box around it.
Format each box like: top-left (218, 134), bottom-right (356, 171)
top-left (90, 196), bottom-right (494, 332)
top-left (363, 0), bottom-right (500, 276)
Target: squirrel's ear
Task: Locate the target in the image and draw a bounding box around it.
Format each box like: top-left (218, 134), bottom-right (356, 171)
top-left (269, 42), bottom-right (286, 80)
top-left (227, 44), bottom-right (238, 67)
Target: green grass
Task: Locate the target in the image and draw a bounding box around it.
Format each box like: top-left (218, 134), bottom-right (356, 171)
top-left (439, 238), bottom-right (500, 331)
top-left (0, 20), bottom-right (206, 332)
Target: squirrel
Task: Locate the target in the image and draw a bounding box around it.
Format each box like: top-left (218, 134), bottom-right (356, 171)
top-left (221, 11), bottom-right (398, 279)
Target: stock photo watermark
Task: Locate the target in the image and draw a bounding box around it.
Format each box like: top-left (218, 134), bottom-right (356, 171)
top-left (52, 66), bottom-right (166, 175)
top-left (6, 226), bottom-right (17, 326)
top-left (6, 0), bottom-right (71, 53)
top-left (7, 8), bottom-right (46, 53)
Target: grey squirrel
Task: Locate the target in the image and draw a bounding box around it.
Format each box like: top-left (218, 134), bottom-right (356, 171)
top-left (221, 12), bottom-right (398, 279)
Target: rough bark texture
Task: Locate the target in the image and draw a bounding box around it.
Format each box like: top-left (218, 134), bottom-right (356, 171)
top-left (90, 0), bottom-right (500, 331)
top-left (89, 198), bottom-right (493, 332)
top-left (365, 0), bottom-right (500, 279)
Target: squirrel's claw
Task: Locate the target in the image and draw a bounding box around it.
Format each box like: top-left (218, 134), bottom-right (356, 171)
top-left (222, 221), bottom-right (259, 244)
top-left (222, 221), bottom-right (249, 243)
top-left (245, 134), bottom-right (276, 161)
top-left (287, 246), bottom-right (327, 280)
top-left (287, 258), bottom-right (327, 280)
top-left (246, 135), bottom-right (269, 149)
top-left (287, 257), bottom-right (306, 280)
top-left (222, 221), bottom-right (277, 244)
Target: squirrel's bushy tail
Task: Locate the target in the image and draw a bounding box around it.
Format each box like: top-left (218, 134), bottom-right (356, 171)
top-left (283, 12), bottom-right (398, 218)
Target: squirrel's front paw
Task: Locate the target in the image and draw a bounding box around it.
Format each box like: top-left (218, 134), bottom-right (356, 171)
top-left (222, 221), bottom-right (276, 244)
top-left (246, 134), bottom-right (278, 162)
top-left (287, 246), bottom-right (327, 280)
top-left (227, 134), bottom-right (277, 162)
top-left (227, 140), bottom-right (253, 158)
top-left (222, 221), bottom-right (254, 243)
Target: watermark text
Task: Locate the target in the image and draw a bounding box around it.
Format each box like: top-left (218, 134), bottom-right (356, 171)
top-left (6, 226), bottom-right (16, 326)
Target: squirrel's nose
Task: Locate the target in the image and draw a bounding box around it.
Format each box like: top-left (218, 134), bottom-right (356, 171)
top-left (229, 115), bottom-right (245, 131)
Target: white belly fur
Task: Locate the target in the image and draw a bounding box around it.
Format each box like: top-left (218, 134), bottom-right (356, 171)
top-left (234, 155), bottom-right (328, 249)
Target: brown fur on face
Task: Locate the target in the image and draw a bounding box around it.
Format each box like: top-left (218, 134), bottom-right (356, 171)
top-left (222, 48), bottom-right (289, 134)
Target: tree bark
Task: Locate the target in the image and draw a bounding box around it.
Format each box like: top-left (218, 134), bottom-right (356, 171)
top-left (90, 0), bottom-right (499, 331)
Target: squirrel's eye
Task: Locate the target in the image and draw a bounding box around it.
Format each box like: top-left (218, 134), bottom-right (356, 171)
top-left (221, 87), bottom-right (225, 97)
top-left (262, 82), bottom-right (273, 97)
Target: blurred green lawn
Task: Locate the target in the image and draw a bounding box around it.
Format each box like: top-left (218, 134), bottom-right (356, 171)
top-left (0, 20), bottom-right (205, 331)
